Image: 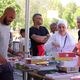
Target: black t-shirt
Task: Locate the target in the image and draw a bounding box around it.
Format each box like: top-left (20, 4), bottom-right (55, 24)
top-left (29, 26), bottom-right (49, 56)
top-left (78, 30), bottom-right (80, 41)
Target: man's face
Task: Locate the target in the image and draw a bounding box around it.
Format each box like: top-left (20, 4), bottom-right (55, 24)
top-left (33, 15), bottom-right (43, 25)
top-left (77, 19), bottom-right (80, 29)
top-left (3, 11), bottom-right (15, 25)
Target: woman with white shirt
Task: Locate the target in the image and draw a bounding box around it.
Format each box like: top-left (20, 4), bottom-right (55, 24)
top-left (45, 19), bottom-right (76, 57)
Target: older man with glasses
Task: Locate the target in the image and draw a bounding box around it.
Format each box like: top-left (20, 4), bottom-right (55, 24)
top-left (77, 16), bottom-right (80, 42)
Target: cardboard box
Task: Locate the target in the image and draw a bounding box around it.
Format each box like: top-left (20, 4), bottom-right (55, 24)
top-left (55, 52), bottom-right (76, 61)
top-left (25, 56), bottom-right (53, 64)
top-left (46, 73), bottom-right (80, 80)
top-left (58, 67), bottom-right (79, 73)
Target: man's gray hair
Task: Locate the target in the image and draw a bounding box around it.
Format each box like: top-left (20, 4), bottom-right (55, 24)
top-left (77, 16), bottom-right (80, 20)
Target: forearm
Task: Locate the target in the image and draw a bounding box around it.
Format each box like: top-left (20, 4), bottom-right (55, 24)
top-left (44, 34), bottom-right (50, 42)
top-left (73, 47), bottom-right (77, 52)
top-left (8, 48), bottom-right (18, 56)
top-left (42, 34), bottom-right (50, 43)
top-left (8, 48), bottom-right (15, 54)
top-left (8, 48), bottom-right (24, 57)
top-left (0, 53), bottom-right (3, 57)
top-left (0, 53), bottom-right (7, 64)
top-left (31, 34), bottom-right (48, 43)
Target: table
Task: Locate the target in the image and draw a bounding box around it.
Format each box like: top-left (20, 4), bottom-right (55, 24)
top-left (14, 62), bottom-right (57, 80)
top-left (12, 56), bottom-right (80, 80)
top-left (45, 72), bottom-right (80, 80)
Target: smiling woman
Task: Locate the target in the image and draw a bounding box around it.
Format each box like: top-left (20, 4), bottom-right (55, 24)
top-left (45, 19), bottom-right (76, 57)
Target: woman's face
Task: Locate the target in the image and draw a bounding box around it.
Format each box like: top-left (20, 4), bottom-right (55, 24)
top-left (58, 23), bottom-right (66, 35)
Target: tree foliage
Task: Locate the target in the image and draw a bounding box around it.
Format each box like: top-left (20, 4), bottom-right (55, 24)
top-left (0, 0), bottom-right (80, 29)
top-left (30, 0), bottom-right (80, 29)
top-left (30, 0), bottom-right (63, 29)
top-left (62, 2), bottom-right (77, 29)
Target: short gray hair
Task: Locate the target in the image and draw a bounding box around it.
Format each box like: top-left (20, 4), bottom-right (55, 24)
top-left (77, 16), bottom-right (80, 20)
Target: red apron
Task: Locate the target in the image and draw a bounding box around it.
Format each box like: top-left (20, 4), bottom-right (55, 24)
top-left (37, 45), bottom-right (45, 56)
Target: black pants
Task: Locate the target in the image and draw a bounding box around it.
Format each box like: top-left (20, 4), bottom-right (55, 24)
top-left (0, 63), bottom-right (14, 80)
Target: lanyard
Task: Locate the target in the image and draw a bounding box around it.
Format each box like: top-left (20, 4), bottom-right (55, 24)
top-left (61, 35), bottom-right (67, 52)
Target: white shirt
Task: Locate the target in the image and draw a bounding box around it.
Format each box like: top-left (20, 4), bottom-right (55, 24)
top-left (0, 23), bottom-right (10, 59)
top-left (45, 31), bottom-right (76, 57)
top-left (19, 37), bottom-right (31, 52)
top-left (20, 38), bottom-right (25, 46)
top-left (19, 38), bottom-right (25, 52)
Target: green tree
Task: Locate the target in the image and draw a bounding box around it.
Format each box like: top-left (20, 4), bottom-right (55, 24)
top-left (30, 0), bottom-right (63, 30)
top-left (62, 2), bottom-right (77, 29)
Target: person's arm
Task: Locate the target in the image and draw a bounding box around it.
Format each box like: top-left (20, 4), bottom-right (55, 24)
top-left (0, 53), bottom-right (7, 64)
top-left (8, 48), bottom-right (19, 56)
top-left (78, 30), bottom-right (80, 41)
top-left (52, 42), bottom-right (60, 48)
top-left (73, 45), bottom-right (80, 56)
top-left (31, 34), bottom-right (49, 43)
top-left (50, 34), bottom-right (60, 48)
top-left (30, 27), bottom-right (50, 43)
top-left (42, 34), bottom-right (50, 43)
top-left (42, 27), bottom-right (50, 43)
top-left (73, 47), bottom-right (80, 56)
top-left (8, 48), bottom-right (24, 57)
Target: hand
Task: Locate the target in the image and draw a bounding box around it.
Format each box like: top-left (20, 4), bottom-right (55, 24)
top-left (78, 40), bottom-right (80, 43)
top-left (52, 42), bottom-right (60, 48)
top-left (16, 52), bottom-right (24, 59)
top-left (0, 56), bottom-right (7, 64)
top-left (39, 36), bottom-right (47, 43)
top-left (73, 47), bottom-right (77, 53)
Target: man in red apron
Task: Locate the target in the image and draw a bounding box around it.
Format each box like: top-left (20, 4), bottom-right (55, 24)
top-left (29, 13), bottom-right (50, 56)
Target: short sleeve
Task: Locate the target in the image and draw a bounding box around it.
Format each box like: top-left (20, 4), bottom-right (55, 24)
top-left (78, 30), bottom-right (80, 41)
top-left (43, 27), bottom-right (49, 34)
top-left (29, 27), bottom-right (35, 39)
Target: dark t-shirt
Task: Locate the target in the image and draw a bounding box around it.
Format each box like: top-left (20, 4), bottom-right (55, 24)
top-left (78, 30), bottom-right (80, 41)
top-left (29, 26), bottom-right (49, 56)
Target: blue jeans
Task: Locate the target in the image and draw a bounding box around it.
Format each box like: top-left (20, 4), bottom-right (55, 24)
top-left (0, 63), bottom-right (14, 80)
